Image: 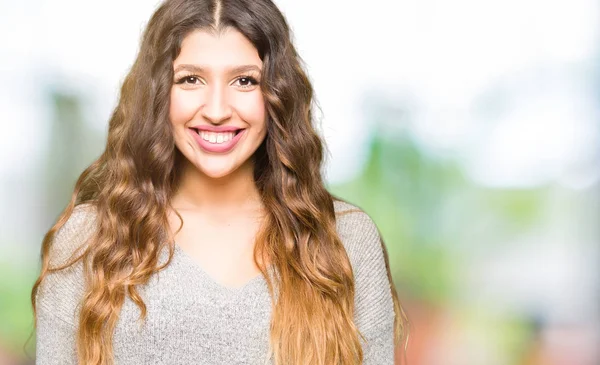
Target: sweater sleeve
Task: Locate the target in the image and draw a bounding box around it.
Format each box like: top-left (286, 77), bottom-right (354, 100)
top-left (35, 204), bottom-right (98, 365)
top-left (335, 201), bottom-right (396, 365)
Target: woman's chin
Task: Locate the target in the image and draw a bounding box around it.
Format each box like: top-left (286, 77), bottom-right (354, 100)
top-left (194, 162), bottom-right (238, 180)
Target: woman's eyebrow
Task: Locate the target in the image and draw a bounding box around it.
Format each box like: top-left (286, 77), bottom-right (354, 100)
top-left (173, 64), bottom-right (262, 74)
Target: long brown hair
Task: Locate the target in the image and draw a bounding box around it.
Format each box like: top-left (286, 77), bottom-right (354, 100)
top-left (30, 0), bottom-right (408, 363)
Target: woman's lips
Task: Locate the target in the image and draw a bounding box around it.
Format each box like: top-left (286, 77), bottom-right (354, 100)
top-left (188, 127), bottom-right (246, 153)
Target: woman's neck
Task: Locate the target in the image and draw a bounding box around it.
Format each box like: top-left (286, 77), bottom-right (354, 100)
top-left (171, 158), bottom-right (263, 216)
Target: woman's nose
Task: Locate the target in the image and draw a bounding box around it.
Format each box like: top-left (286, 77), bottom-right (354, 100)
top-left (200, 84), bottom-right (233, 123)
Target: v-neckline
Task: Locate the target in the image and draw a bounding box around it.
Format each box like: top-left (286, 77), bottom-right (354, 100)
top-left (173, 243), bottom-right (271, 294)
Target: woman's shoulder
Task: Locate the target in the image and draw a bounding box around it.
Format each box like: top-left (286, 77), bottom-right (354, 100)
top-left (48, 203), bottom-right (98, 269)
top-left (333, 198), bottom-right (385, 273)
top-left (36, 203), bottom-right (99, 325)
top-left (333, 199), bottom-right (381, 253)
top-left (332, 198), bottom-right (396, 335)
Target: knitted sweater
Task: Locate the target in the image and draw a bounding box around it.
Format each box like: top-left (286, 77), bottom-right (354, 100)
top-left (35, 200), bottom-right (396, 364)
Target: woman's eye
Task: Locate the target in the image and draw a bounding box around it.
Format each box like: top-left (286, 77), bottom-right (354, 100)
top-left (175, 75), bottom-right (201, 85)
top-left (234, 76), bottom-right (259, 89)
top-left (184, 76), bottom-right (199, 84)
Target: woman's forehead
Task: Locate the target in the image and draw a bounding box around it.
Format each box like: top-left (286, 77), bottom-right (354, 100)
top-left (174, 28), bottom-right (262, 72)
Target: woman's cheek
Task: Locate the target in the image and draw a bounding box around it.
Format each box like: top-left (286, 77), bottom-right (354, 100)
top-left (170, 89), bottom-right (200, 124)
top-left (235, 92), bottom-right (266, 124)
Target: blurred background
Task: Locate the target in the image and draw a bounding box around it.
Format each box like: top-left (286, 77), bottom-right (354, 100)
top-left (1, 0), bottom-right (598, 364)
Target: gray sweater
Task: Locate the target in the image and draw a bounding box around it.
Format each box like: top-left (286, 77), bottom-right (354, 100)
top-left (35, 200), bottom-right (395, 364)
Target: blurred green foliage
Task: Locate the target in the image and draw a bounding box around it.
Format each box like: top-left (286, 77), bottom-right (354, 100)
top-left (0, 263), bottom-right (37, 358)
top-left (329, 125), bottom-right (547, 304)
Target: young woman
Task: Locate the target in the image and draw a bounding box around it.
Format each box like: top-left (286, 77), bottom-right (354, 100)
top-left (31, 0), bottom-right (408, 364)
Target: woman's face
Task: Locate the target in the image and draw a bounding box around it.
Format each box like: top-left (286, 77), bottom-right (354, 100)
top-left (169, 28), bottom-right (267, 179)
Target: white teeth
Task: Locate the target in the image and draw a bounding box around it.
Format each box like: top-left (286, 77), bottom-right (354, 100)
top-left (199, 131), bottom-right (235, 144)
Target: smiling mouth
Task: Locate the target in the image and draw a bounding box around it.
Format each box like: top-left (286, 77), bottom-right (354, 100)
top-left (190, 128), bottom-right (244, 134)
top-left (191, 128), bottom-right (245, 144)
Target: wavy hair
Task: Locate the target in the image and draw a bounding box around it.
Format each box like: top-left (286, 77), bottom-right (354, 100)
top-left (30, 0), bottom-right (408, 364)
